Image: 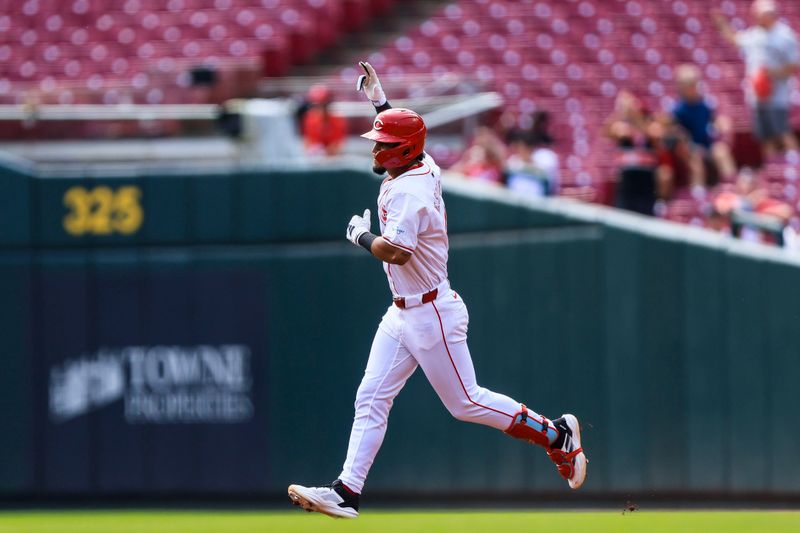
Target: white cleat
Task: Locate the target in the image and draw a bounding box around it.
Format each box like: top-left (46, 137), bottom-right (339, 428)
top-left (287, 480), bottom-right (360, 519)
top-left (548, 413), bottom-right (588, 490)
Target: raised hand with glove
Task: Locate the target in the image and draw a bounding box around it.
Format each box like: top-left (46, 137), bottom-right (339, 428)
top-left (356, 62), bottom-right (387, 107)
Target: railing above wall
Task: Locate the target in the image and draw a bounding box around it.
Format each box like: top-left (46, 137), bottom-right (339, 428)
top-left (442, 175), bottom-right (800, 268)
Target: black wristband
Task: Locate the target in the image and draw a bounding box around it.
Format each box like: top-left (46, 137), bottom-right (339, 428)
top-left (375, 102), bottom-right (391, 113)
top-left (357, 232), bottom-right (377, 252)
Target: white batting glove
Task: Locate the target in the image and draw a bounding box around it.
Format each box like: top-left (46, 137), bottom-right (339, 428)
top-left (346, 209), bottom-right (371, 245)
top-left (355, 62), bottom-right (387, 107)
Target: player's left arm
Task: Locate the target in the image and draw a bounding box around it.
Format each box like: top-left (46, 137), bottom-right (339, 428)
top-left (345, 209), bottom-right (411, 265)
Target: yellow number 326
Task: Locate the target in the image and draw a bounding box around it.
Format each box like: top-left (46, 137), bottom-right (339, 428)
top-left (63, 185), bottom-right (144, 236)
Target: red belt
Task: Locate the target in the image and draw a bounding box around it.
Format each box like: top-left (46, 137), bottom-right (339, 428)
top-left (393, 288), bottom-right (438, 309)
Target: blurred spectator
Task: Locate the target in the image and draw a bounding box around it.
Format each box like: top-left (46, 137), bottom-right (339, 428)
top-left (710, 166), bottom-right (793, 241)
top-left (301, 84), bottom-right (347, 156)
top-left (604, 90), bottom-right (660, 215)
top-left (450, 127), bottom-right (506, 185)
top-left (672, 64), bottom-right (738, 186)
top-left (505, 111), bottom-right (560, 197)
top-left (649, 111), bottom-right (700, 201)
top-left (713, 0), bottom-right (800, 159)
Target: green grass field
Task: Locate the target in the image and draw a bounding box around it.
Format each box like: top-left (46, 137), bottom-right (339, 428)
top-left (0, 510), bottom-right (798, 533)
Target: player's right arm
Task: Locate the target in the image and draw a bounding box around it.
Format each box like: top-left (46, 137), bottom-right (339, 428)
top-left (366, 238), bottom-right (411, 264)
top-left (357, 61), bottom-right (391, 113)
top-left (345, 209), bottom-right (411, 265)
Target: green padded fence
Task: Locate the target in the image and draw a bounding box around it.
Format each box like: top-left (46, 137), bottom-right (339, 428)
top-left (0, 162), bottom-right (798, 497)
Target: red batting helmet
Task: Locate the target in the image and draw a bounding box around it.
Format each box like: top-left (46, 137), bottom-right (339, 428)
top-left (361, 108), bottom-right (426, 169)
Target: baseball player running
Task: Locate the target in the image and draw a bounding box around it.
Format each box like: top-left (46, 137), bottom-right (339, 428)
top-left (288, 62), bottom-right (587, 519)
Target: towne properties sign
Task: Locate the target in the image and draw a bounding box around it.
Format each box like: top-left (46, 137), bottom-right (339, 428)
top-left (36, 268), bottom-right (270, 492)
top-left (50, 344), bottom-right (254, 424)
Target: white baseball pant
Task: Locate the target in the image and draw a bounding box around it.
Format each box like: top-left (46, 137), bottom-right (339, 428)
top-left (338, 286), bottom-right (550, 493)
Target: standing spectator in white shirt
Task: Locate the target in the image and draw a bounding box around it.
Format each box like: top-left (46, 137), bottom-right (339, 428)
top-left (713, 0), bottom-right (800, 159)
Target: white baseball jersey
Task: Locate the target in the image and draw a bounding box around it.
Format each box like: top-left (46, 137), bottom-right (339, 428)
top-left (377, 154), bottom-right (448, 298)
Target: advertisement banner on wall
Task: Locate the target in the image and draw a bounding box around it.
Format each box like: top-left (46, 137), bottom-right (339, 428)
top-left (49, 344), bottom-right (254, 425)
top-left (38, 265), bottom-right (269, 494)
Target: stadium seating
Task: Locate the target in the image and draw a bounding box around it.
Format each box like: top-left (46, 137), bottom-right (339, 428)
top-left (331, 0), bottom-right (800, 230)
top-left (1, 0), bottom-right (799, 233)
top-left (0, 0), bottom-right (396, 105)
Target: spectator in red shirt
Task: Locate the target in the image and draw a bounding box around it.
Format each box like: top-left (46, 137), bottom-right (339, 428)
top-left (302, 84), bottom-right (347, 156)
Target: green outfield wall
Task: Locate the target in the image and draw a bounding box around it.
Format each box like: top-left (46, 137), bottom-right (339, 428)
top-left (0, 162), bottom-right (798, 498)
